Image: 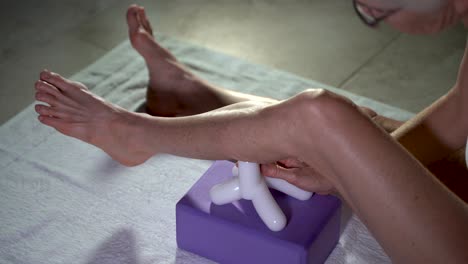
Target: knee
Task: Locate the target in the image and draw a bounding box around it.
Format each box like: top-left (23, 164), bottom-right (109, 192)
top-left (263, 89), bottom-right (358, 142)
top-left (255, 88), bottom-right (358, 155)
top-left (285, 88), bottom-right (355, 126)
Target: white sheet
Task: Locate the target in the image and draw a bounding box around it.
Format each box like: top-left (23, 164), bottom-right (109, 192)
top-left (0, 34), bottom-right (414, 264)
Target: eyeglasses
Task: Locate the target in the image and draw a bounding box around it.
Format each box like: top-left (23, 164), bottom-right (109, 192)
top-left (353, 0), bottom-right (401, 27)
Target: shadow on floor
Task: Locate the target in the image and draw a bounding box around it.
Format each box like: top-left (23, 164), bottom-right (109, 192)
top-left (86, 228), bottom-right (139, 264)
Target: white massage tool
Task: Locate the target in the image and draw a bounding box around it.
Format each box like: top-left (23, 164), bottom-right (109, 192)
top-left (209, 161), bottom-right (313, 232)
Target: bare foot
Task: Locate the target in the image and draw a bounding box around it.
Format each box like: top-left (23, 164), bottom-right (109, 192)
top-left (34, 70), bottom-right (152, 166)
top-left (126, 5), bottom-right (227, 116)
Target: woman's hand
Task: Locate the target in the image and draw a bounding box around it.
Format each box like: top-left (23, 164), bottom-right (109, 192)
top-left (260, 158), bottom-right (335, 195)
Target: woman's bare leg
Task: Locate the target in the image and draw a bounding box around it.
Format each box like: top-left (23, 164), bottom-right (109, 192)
top-left (33, 69), bottom-right (279, 166)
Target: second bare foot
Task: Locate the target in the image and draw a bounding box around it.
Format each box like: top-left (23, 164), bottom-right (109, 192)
top-left (126, 5), bottom-right (227, 117)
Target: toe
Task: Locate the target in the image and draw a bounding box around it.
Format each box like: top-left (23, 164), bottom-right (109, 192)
top-left (35, 80), bottom-right (61, 98)
top-left (35, 104), bottom-right (58, 117)
top-left (40, 70), bottom-right (85, 92)
top-left (39, 69), bottom-right (54, 82)
top-left (138, 7), bottom-right (153, 35)
top-left (127, 5), bottom-right (141, 36)
top-left (34, 104), bottom-right (82, 122)
top-left (38, 115), bottom-right (68, 132)
top-left (35, 92), bottom-right (58, 106)
top-left (34, 80), bottom-right (81, 109)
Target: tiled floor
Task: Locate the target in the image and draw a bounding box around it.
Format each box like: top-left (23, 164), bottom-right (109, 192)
top-left (0, 0), bottom-right (466, 124)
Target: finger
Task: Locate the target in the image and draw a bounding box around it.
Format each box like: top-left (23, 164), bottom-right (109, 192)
top-left (261, 163), bottom-right (300, 184)
top-left (262, 163), bottom-right (330, 193)
top-left (277, 158), bottom-right (304, 168)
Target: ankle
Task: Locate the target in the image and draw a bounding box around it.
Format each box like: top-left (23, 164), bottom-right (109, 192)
top-left (125, 112), bottom-right (160, 157)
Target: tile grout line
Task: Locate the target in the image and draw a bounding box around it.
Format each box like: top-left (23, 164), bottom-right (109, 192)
top-left (337, 32), bottom-right (402, 89)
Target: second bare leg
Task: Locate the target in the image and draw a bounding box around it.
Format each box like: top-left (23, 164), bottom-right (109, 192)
top-left (127, 5), bottom-right (276, 117)
top-left (127, 5), bottom-right (403, 132)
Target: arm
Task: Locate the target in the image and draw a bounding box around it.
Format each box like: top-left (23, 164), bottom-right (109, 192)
top-left (392, 88), bottom-right (466, 165)
top-left (392, 43), bottom-right (468, 165)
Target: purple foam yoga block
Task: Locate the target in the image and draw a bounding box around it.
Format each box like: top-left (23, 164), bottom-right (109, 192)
top-left (176, 160), bottom-right (341, 264)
